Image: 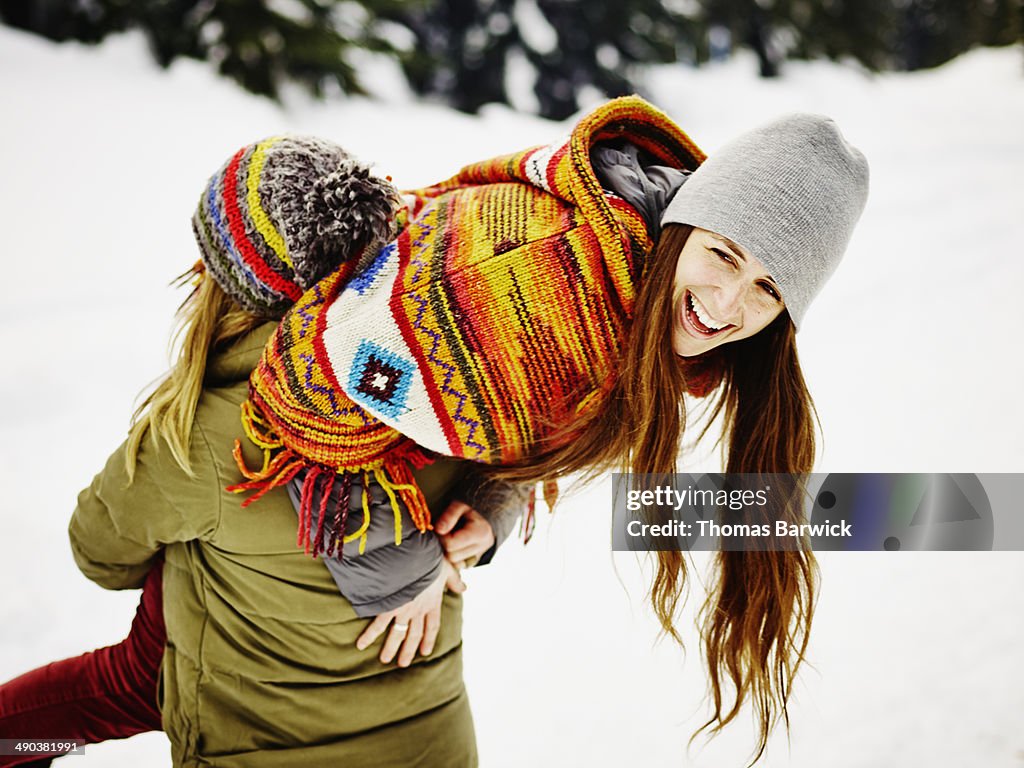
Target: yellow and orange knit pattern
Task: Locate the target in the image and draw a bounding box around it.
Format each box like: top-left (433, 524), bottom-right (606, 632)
top-left (230, 96), bottom-right (705, 554)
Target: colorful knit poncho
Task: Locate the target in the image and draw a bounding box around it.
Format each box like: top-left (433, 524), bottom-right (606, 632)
top-left (230, 96), bottom-right (705, 554)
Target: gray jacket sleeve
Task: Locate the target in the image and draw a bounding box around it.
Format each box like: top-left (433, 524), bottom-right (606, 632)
top-left (286, 472), bottom-right (443, 618)
top-left (286, 465), bottom-right (531, 616)
top-left (450, 468), bottom-right (531, 566)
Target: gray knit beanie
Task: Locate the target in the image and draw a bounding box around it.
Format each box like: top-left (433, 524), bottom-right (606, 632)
top-left (660, 114), bottom-right (869, 329)
top-left (193, 135), bottom-right (401, 318)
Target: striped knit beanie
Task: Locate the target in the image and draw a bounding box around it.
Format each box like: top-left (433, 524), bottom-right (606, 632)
top-left (193, 135), bottom-right (402, 318)
top-left (662, 113), bottom-right (869, 329)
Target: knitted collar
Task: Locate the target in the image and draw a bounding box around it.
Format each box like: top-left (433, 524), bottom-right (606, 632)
top-left (228, 97), bottom-right (705, 555)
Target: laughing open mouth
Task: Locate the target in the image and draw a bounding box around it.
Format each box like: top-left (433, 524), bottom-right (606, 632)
top-left (685, 291), bottom-right (733, 336)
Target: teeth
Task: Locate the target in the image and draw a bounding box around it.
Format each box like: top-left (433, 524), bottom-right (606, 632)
top-left (690, 294), bottom-right (728, 331)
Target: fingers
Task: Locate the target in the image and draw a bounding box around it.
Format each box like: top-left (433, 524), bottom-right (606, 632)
top-left (396, 617), bottom-right (425, 668)
top-left (450, 557), bottom-right (477, 573)
top-left (358, 566), bottom-right (453, 666)
top-left (356, 613), bottom-right (393, 651)
top-left (445, 541), bottom-right (484, 564)
top-left (420, 605), bottom-right (441, 657)
top-left (443, 538), bottom-right (492, 566)
top-left (439, 510), bottom-right (495, 563)
top-left (434, 500), bottom-right (472, 535)
top-left (379, 619), bottom-right (412, 665)
top-left (444, 562), bottom-right (467, 593)
top-left (441, 525), bottom-right (475, 551)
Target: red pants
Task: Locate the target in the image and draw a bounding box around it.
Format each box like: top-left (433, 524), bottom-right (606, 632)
top-left (0, 562), bottom-right (165, 767)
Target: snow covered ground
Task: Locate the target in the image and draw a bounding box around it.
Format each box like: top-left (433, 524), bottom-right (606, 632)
top-left (1, 25), bottom-right (1022, 767)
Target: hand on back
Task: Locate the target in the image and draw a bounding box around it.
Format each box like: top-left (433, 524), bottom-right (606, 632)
top-left (355, 500), bottom-right (494, 666)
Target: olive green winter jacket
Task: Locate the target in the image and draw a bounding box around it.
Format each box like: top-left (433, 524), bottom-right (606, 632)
top-left (69, 323), bottom-right (482, 767)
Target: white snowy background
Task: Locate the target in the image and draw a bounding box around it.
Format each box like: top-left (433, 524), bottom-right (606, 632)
top-left (1, 24), bottom-right (1023, 767)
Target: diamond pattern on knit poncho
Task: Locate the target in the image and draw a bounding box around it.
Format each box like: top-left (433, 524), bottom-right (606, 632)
top-left (228, 96), bottom-right (706, 556)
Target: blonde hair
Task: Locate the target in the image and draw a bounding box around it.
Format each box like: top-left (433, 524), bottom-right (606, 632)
top-left (125, 263), bottom-right (263, 479)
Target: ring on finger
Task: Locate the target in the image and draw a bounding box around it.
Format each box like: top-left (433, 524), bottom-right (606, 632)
top-left (393, 623), bottom-right (409, 632)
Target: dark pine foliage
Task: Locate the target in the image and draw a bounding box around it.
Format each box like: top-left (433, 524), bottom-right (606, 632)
top-left (0, 0), bottom-right (413, 100)
top-left (2, 0), bottom-right (1021, 116)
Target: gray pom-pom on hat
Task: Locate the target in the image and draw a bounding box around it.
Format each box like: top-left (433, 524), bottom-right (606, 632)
top-left (193, 135), bottom-right (402, 318)
top-left (661, 114), bottom-right (870, 329)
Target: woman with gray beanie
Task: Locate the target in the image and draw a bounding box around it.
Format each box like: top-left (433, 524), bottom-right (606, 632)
top-left (498, 103), bottom-right (870, 763)
top-left (596, 107), bottom-right (868, 762)
top-left (0, 97), bottom-right (867, 767)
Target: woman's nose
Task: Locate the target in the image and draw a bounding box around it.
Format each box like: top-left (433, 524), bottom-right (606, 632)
top-left (715, 280), bottom-right (750, 325)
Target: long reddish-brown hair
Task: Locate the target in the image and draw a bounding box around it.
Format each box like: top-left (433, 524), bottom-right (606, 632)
top-left (486, 223), bottom-right (819, 764)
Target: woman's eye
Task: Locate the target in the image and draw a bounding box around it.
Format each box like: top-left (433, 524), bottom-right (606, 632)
top-left (711, 248), bottom-right (735, 266)
top-left (760, 282), bottom-right (781, 302)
